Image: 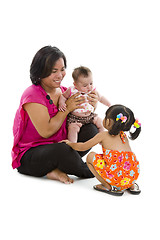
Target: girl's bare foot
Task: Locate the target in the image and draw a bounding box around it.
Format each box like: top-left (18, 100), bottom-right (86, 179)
top-left (47, 169), bottom-right (74, 184)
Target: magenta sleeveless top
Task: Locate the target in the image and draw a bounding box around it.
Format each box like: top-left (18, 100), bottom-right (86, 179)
top-left (11, 84), bottom-right (67, 169)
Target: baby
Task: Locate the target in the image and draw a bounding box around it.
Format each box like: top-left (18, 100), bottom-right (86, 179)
top-left (59, 66), bottom-right (111, 142)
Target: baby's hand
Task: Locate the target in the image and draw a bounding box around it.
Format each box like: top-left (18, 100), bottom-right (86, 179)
top-left (58, 103), bottom-right (67, 112)
top-left (59, 94), bottom-right (67, 112)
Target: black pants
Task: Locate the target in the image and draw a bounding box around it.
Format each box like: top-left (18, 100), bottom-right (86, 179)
top-left (18, 124), bottom-right (98, 178)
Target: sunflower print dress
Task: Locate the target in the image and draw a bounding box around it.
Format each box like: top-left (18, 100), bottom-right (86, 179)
top-left (92, 132), bottom-right (140, 190)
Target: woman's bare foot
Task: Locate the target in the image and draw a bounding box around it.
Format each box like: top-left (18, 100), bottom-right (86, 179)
top-left (47, 169), bottom-right (74, 184)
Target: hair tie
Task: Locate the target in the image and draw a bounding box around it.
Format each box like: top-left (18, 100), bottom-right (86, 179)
top-left (133, 119), bottom-right (141, 128)
top-left (116, 113), bottom-right (127, 123)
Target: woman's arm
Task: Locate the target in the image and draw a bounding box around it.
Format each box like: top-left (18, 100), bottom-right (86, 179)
top-left (63, 131), bottom-right (106, 151)
top-left (24, 92), bottom-right (85, 138)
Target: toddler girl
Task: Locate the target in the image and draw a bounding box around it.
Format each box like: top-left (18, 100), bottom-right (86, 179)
top-left (63, 104), bottom-right (141, 196)
top-left (59, 66), bottom-right (111, 142)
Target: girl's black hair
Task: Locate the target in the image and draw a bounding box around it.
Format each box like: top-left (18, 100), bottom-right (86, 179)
top-left (30, 46), bottom-right (67, 85)
top-left (105, 104), bottom-right (141, 140)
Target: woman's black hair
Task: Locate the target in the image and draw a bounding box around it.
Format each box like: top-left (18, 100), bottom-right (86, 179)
top-left (105, 104), bottom-right (141, 140)
top-left (30, 46), bottom-right (67, 85)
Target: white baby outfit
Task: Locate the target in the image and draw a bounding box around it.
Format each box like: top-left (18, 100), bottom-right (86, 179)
top-left (69, 86), bottom-right (94, 114)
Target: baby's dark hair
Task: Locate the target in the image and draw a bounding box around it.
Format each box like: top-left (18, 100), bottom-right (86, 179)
top-left (105, 104), bottom-right (141, 140)
top-left (72, 66), bottom-right (91, 82)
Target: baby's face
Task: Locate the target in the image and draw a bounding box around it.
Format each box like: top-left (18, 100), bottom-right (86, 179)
top-left (74, 73), bottom-right (93, 93)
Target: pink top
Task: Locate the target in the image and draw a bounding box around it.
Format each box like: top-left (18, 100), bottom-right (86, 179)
top-left (11, 84), bottom-right (67, 169)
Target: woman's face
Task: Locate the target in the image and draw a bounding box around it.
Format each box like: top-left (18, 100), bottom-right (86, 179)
top-left (41, 58), bottom-right (66, 91)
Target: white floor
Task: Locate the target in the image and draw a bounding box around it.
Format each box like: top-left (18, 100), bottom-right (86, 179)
top-left (1, 143), bottom-right (159, 240)
top-left (1, 1), bottom-right (160, 239)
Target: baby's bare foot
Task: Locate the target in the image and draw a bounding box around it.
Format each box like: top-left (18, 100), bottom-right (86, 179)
top-left (47, 169), bottom-right (74, 184)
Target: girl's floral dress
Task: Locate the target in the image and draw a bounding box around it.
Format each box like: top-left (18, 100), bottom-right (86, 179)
top-left (93, 132), bottom-right (140, 190)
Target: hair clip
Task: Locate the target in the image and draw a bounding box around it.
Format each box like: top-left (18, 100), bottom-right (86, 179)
top-left (116, 113), bottom-right (127, 123)
top-left (133, 119), bottom-right (141, 128)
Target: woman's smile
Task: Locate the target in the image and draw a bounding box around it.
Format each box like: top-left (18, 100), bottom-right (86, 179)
top-left (40, 58), bottom-right (66, 92)
top-left (53, 80), bottom-right (62, 83)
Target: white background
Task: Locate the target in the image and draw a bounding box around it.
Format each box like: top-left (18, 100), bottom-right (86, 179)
top-left (0, 0), bottom-right (160, 239)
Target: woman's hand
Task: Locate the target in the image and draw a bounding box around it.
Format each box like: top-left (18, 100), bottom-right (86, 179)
top-left (65, 92), bottom-right (85, 113)
top-left (87, 90), bottom-right (98, 110)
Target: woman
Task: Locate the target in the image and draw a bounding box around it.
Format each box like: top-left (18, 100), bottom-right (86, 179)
top-left (12, 46), bottom-right (98, 184)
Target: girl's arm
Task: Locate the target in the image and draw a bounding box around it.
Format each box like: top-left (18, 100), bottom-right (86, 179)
top-left (63, 131), bottom-right (106, 151)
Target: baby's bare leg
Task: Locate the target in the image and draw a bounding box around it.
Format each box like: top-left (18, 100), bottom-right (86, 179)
top-left (86, 152), bottom-right (111, 190)
top-left (68, 122), bottom-right (82, 142)
top-left (93, 116), bottom-right (104, 132)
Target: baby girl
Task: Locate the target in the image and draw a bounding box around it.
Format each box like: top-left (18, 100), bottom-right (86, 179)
top-left (59, 66), bottom-right (111, 142)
